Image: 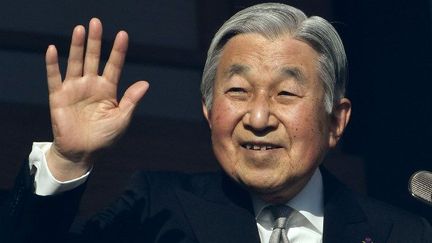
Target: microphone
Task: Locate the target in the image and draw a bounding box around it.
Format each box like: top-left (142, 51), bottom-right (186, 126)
top-left (408, 170), bottom-right (432, 206)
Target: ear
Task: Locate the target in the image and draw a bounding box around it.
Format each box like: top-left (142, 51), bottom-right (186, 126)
top-left (328, 98), bottom-right (351, 148)
top-left (202, 98), bottom-right (212, 129)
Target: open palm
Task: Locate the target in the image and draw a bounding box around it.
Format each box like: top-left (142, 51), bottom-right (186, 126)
top-left (45, 18), bottom-right (148, 174)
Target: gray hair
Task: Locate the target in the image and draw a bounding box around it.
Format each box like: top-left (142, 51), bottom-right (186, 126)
top-left (200, 3), bottom-right (347, 113)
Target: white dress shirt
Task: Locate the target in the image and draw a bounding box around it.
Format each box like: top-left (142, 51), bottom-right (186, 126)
top-left (29, 142), bottom-right (89, 195)
top-left (252, 169), bottom-right (324, 243)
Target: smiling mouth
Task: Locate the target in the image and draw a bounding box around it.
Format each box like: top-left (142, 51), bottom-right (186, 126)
top-left (241, 143), bottom-right (282, 151)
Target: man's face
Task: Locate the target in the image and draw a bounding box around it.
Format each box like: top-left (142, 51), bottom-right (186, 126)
top-left (203, 33), bottom-right (350, 203)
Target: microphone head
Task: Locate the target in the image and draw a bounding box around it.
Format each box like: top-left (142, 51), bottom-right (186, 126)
top-left (408, 170), bottom-right (432, 206)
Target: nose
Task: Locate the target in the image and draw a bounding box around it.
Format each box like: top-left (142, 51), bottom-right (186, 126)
top-left (242, 94), bottom-right (278, 133)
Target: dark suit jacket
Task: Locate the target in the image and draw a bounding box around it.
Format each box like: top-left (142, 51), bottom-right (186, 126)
top-left (1, 164), bottom-right (431, 243)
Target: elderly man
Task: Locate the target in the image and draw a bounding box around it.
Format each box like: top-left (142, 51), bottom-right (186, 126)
top-left (1, 3), bottom-right (431, 243)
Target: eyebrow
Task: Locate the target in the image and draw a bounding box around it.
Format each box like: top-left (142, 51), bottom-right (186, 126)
top-left (223, 64), bottom-right (306, 85)
top-left (280, 67), bottom-right (306, 84)
top-left (225, 64), bottom-right (250, 78)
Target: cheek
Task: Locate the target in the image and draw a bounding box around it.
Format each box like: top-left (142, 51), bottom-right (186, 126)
top-left (209, 98), bottom-right (248, 167)
top-left (283, 103), bottom-right (330, 148)
top-left (210, 99), bottom-right (243, 136)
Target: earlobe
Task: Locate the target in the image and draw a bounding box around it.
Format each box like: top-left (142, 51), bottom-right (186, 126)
top-left (202, 98), bottom-right (212, 129)
top-left (329, 98), bottom-right (352, 147)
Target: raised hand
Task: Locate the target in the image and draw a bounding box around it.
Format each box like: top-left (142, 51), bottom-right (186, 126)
top-left (45, 18), bottom-right (149, 180)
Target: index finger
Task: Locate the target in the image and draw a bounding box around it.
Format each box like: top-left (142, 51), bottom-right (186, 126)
top-left (102, 30), bottom-right (129, 84)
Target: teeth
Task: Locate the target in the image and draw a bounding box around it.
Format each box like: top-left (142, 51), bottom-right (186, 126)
top-left (243, 144), bottom-right (276, 150)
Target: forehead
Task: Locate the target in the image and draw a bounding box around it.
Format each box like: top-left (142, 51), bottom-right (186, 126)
top-left (216, 33), bottom-right (319, 82)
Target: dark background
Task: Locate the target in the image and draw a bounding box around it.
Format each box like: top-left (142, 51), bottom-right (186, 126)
top-left (0, 0), bottom-right (431, 222)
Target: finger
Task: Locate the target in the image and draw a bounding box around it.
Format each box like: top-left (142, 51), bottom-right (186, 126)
top-left (119, 81), bottom-right (149, 115)
top-left (102, 31), bottom-right (128, 84)
top-left (65, 25), bottom-right (86, 80)
top-left (45, 45), bottom-right (62, 93)
top-left (83, 18), bottom-right (103, 75)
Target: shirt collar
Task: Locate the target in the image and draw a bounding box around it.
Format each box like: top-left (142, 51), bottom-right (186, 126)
top-left (252, 168), bottom-right (324, 234)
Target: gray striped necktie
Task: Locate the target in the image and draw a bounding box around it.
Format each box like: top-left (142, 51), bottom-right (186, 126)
top-left (269, 205), bottom-right (293, 243)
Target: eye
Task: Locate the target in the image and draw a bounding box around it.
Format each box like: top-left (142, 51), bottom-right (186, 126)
top-left (278, 90), bottom-right (296, 96)
top-left (225, 87), bottom-right (248, 100)
top-left (227, 87), bottom-right (247, 93)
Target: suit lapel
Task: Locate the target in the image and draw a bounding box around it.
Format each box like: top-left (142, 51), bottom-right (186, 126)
top-left (174, 169), bottom-right (395, 243)
top-left (175, 173), bottom-right (260, 243)
top-left (321, 168), bottom-right (392, 243)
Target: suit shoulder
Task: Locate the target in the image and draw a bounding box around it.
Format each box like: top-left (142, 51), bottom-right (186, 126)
top-left (127, 170), bottom-right (221, 193)
top-left (355, 194), bottom-right (424, 222)
top-left (322, 168), bottom-right (432, 241)
top-left (354, 193), bottom-right (432, 240)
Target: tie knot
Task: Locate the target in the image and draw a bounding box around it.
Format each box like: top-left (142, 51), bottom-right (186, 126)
top-left (269, 205), bottom-right (293, 229)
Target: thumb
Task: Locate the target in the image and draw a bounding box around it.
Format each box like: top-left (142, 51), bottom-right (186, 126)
top-left (119, 81), bottom-right (149, 115)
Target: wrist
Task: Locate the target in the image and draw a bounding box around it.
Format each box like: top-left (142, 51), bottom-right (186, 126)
top-left (46, 146), bottom-right (92, 181)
